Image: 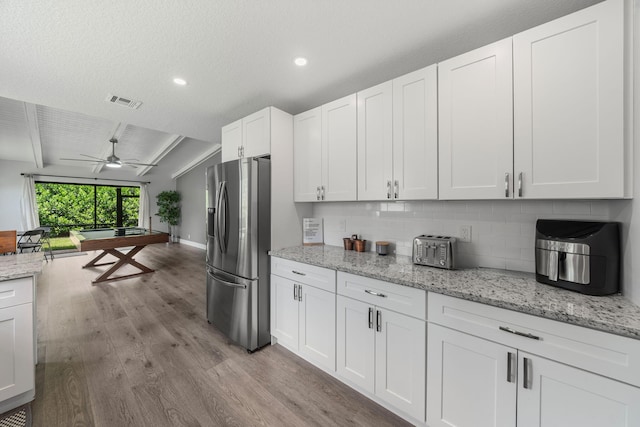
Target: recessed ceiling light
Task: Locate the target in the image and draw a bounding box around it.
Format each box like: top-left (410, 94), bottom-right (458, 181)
top-left (173, 78), bottom-right (187, 86)
top-left (294, 57), bottom-right (308, 67)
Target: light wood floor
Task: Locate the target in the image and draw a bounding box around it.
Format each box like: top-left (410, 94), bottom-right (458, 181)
top-left (33, 243), bottom-right (410, 426)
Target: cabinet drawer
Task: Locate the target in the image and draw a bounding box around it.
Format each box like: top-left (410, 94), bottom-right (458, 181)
top-left (0, 277), bottom-right (33, 309)
top-left (270, 257), bottom-right (336, 293)
top-left (428, 292), bottom-right (640, 387)
top-left (337, 272), bottom-right (426, 320)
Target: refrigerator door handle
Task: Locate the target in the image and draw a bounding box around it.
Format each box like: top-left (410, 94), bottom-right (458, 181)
top-left (207, 269), bottom-right (247, 289)
top-left (217, 181), bottom-right (228, 253)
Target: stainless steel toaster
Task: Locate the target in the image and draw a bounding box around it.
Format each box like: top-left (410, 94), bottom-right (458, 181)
top-left (412, 235), bottom-right (456, 269)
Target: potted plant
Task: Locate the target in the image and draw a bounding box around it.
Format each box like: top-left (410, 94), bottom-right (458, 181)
top-left (156, 190), bottom-right (181, 242)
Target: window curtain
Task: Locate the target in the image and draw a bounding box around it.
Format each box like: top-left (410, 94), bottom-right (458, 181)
top-left (20, 175), bottom-right (40, 231)
top-left (138, 183), bottom-right (150, 230)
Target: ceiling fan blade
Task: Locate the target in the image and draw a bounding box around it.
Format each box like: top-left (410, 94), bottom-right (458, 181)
top-left (122, 161), bottom-right (159, 167)
top-left (59, 158), bottom-right (106, 163)
top-left (80, 153), bottom-right (107, 161)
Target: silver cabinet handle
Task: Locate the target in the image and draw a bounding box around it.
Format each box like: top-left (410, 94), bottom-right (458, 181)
top-left (298, 285), bottom-right (302, 301)
top-left (505, 172), bottom-right (510, 198)
top-left (394, 180), bottom-right (399, 199)
top-left (507, 352), bottom-right (515, 383)
top-left (368, 307), bottom-right (373, 329)
top-left (365, 290), bottom-right (387, 298)
top-left (316, 186), bottom-right (320, 201)
top-left (293, 284), bottom-right (298, 301)
top-left (499, 326), bottom-right (541, 340)
top-left (376, 310), bottom-right (382, 332)
top-left (387, 180), bottom-right (391, 199)
top-left (292, 270), bottom-right (306, 276)
top-left (523, 357), bottom-right (532, 389)
top-left (518, 172), bottom-right (523, 198)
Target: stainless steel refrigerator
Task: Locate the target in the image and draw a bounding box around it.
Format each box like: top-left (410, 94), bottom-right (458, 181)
top-left (206, 157), bottom-right (271, 352)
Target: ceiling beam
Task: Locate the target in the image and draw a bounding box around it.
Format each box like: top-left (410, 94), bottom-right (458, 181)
top-left (93, 122), bottom-right (126, 174)
top-left (171, 144), bottom-right (221, 180)
top-left (22, 103), bottom-right (43, 168)
top-left (136, 135), bottom-right (186, 176)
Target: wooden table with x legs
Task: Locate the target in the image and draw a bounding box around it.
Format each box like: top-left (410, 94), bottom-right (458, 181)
top-left (70, 228), bottom-right (169, 284)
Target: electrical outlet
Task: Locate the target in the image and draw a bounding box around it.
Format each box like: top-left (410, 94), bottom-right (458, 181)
top-left (188, 234), bottom-right (191, 239)
top-left (459, 225), bottom-right (472, 242)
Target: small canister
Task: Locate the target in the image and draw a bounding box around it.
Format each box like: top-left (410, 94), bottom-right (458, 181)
top-left (354, 239), bottom-right (366, 252)
top-left (343, 237), bottom-right (354, 250)
top-left (376, 241), bottom-right (389, 255)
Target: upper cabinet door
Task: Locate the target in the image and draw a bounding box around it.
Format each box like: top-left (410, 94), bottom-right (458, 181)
top-left (438, 38), bottom-right (514, 200)
top-left (242, 107), bottom-right (271, 159)
top-left (294, 107), bottom-right (323, 202)
top-left (322, 94), bottom-right (357, 201)
top-left (393, 65), bottom-right (438, 200)
top-left (221, 119), bottom-right (242, 163)
top-left (357, 81), bottom-right (393, 201)
top-left (513, 0), bottom-right (626, 199)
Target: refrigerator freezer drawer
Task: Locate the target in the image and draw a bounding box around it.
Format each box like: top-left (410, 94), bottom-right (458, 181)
top-left (206, 267), bottom-right (269, 351)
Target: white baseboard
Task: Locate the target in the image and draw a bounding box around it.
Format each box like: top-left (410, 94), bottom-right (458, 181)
top-left (178, 238), bottom-right (205, 250)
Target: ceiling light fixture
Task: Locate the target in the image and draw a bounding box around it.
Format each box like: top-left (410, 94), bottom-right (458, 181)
top-left (173, 77), bottom-right (187, 86)
top-left (294, 57), bottom-right (308, 67)
top-left (105, 161), bottom-right (122, 168)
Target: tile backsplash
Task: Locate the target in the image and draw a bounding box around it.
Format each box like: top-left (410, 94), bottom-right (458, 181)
top-left (312, 199), bottom-right (626, 273)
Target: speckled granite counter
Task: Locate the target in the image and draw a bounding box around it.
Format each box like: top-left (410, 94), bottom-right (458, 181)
top-left (0, 253), bottom-right (43, 281)
top-left (270, 245), bottom-right (640, 340)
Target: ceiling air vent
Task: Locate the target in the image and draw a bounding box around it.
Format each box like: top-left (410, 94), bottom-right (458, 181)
top-left (105, 94), bottom-right (143, 109)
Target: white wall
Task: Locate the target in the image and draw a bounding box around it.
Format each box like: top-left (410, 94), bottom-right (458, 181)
top-left (0, 160), bottom-right (30, 230)
top-left (175, 153), bottom-right (221, 245)
top-left (313, 198), bottom-right (636, 299)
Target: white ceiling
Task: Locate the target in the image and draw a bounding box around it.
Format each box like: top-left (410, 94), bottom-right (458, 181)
top-left (0, 0), bottom-right (602, 179)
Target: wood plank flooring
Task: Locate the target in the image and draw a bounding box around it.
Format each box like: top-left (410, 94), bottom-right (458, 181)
top-left (33, 244), bottom-right (411, 426)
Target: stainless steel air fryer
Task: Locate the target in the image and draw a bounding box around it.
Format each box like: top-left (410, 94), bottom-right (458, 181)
top-left (535, 220), bottom-right (620, 296)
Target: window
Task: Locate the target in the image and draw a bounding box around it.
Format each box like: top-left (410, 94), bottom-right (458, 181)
top-left (35, 182), bottom-right (140, 237)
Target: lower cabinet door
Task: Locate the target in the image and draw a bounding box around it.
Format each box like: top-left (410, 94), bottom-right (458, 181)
top-left (337, 295), bottom-right (375, 392)
top-left (0, 303), bottom-right (34, 402)
top-left (517, 352), bottom-right (640, 427)
top-left (270, 275), bottom-right (299, 351)
top-left (427, 324), bottom-right (517, 427)
top-left (299, 285), bottom-right (336, 371)
top-left (375, 308), bottom-right (426, 422)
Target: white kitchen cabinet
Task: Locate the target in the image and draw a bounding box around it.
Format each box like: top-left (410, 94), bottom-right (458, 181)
top-left (393, 66), bottom-right (438, 200)
top-left (293, 107), bottom-right (322, 202)
top-left (294, 95), bottom-right (357, 202)
top-left (336, 272), bottom-right (426, 422)
top-left (357, 81), bottom-right (393, 201)
top-left (270, 258), bottom-right (336, 371)
top-left (221, 119), bottom-right (242, 162)
top-left (438, 38), bottom-right (513, 200)
top-left (322, 95), bottom-right (357, 201)
top-left (517, 352), bottom-right (640, 427)
top-left (357, 66), bottom-right (438, 201)
top-left (440, 0), bottom-right (628, 200)
top-left (221, 107), bottom-right (277, 162)
top-left (427, 292), bottom-right (640, 427)
top-left (513, 0), bottom-right (628, 198)
top-left (0, 277), bottom-right (35, 414)
top-left (427, 324), bottom-right (516, 427)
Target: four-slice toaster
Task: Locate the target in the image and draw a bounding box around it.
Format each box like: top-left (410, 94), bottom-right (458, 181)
top-left (412, 235), bottom-right (456, 269)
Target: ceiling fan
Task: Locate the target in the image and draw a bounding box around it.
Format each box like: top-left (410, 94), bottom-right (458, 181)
top-left (60, 138), bottom-right (158, 169)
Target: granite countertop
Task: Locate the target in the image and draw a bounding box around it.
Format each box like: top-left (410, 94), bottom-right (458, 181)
top-left (0, 253), bottom-right (43, 281)
top-left (270, 245), bottom-right (640, 340)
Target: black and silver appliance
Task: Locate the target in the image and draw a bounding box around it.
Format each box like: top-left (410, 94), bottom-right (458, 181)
top-left (206, 157), bottom-right (271, 351)
top-left (412, 235), bottom-right (456, 269)
top-left (535, 220), bottom-right (620, 296)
